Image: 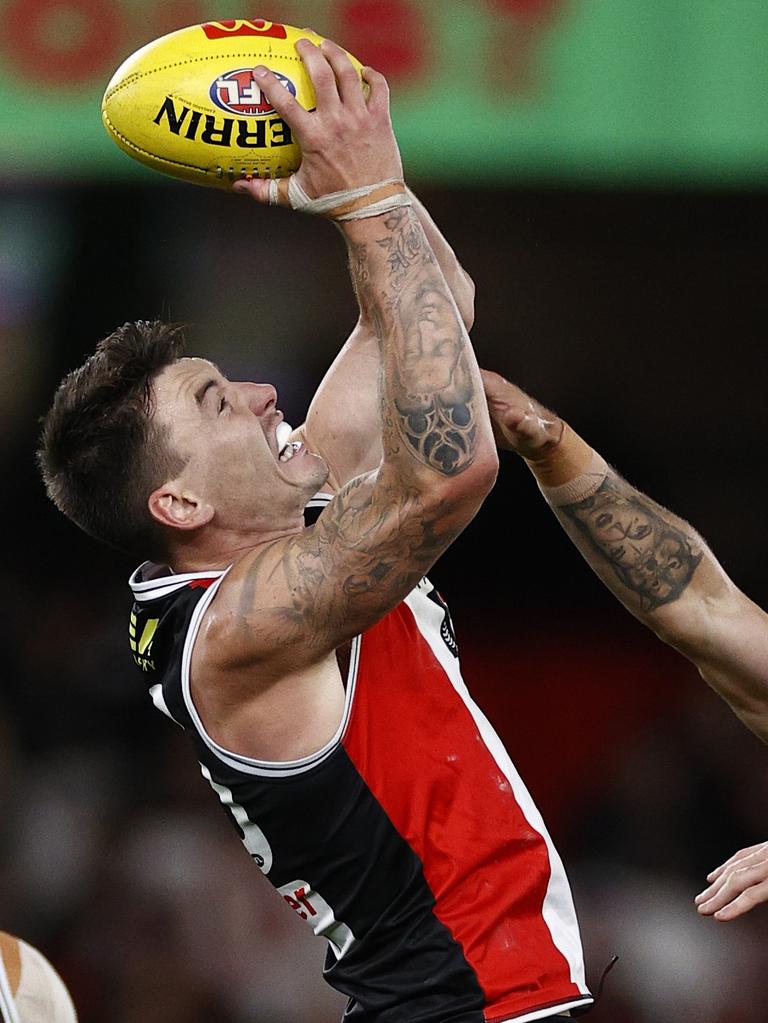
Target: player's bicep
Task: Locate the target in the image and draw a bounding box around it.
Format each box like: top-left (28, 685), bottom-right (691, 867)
top-left (243, 470), bottom-right (456, 662)
top-left (213, 469), bottom-right (474, 670)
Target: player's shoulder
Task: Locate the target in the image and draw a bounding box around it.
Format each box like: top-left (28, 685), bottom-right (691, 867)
top-left (196, 535), bottom-right (312, 676)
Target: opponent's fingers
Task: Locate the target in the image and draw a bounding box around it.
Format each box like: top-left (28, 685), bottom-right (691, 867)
top-left (697, 861), bottom-right (768, 914)
top-left (706, 842), bottom-right (768, 882)
top-left (695, 870), bottom-right (727, 907)
top-left (319, 38), bottom-right (367, 109)
top-left (296, 38), bottom-right (341, 110)
top-left (714, 878), bottom-right (768, 921)
top-left (251, 66), bottom-right (313, 138)
top-left (493, 403), bottom-right (527, 436)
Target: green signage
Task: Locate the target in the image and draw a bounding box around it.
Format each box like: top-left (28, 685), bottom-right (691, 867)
top-left (1, 0), bottom-right (767, 183)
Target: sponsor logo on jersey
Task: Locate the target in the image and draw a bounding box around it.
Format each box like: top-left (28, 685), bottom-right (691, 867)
top-left (129, 611), bottom-right (158, 671)
top-left (278, 879), bottom-right (356, 959)
top-left (422, 581), bottom-right (459, 657)
top-left (210, 69), bottom-right (296, 117)
top-left (201, 19), bottom-right (288, 41)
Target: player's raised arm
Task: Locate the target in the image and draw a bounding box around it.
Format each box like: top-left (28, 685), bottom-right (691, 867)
top-left (481, 370), bottom-right (768, 742)
top-left (296, 190), bottom-right (477, 492)
top-left (237, 81), bottom-right (477, 493)
top-left (215, 43), bottom-right (498, 665)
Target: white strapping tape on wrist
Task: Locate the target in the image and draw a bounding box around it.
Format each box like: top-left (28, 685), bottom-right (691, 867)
top-left (268, 176), bottom-right (412, 220)
top-left (538, 451), bottom-right (609, 507)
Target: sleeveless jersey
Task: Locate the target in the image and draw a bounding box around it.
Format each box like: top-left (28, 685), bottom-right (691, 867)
top-left (128, 493), bottom-right (592, 1023)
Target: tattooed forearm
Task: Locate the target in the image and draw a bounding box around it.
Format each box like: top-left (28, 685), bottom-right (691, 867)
top-left (376, 211), bottom-right (435, 279)
top-left (347, 208), bottom-right (481, 478)
top-left (560, 474), bottom-right (703, 612)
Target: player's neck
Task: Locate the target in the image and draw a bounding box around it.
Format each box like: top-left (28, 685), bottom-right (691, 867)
top-left (167, 518), bottom-right (305, 574)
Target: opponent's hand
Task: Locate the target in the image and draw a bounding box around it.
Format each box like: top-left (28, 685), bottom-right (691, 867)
top-left (695, 842), bottom-right (768, 920)
top-left (481, 370), bottom-right (563, 460)
top-left (233, 38), bottom-right (402, 205)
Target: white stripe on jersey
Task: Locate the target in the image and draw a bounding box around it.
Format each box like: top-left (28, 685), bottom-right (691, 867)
top-left (0, 956), bottom-right (20, 1023)
top-left (403, 580), bottom-right (592, 1003)
top-left (499, 996), bottom-right (598, 1023)
top-left (179, 570), bottom-right (363, 778)
top-left (149, 684), bottom-right (182, 727)
top-left (199, 764), bottom-right (273, 874)
top-left (128, 563), bottom-right (226, 603)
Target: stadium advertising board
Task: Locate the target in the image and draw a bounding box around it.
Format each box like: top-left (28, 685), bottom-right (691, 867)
top-left (0, 0), bottom-right (767, 183)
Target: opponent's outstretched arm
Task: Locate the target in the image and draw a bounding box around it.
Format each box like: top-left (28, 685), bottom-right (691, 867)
top-left (482, 370), bottom-right (768, 739)
top-left (482, 369), bottom-right (768, 920)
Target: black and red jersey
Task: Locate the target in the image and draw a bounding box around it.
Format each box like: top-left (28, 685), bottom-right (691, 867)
top-left (128, 493), bottom-right (592, 1022)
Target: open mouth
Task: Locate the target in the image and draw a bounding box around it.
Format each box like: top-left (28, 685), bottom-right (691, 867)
top-left (275, 420), bottom-right (300, 463)
top-left (279, 441), bottom-right (301, 463)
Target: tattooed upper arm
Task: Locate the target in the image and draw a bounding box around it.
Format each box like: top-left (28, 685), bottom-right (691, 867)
top-left (226, 469), bottom-right (464, 667)
top-left (559, 474), bottom-right (703, 613)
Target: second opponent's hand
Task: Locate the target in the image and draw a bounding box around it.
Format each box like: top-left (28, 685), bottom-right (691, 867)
top-left (481, 370), bottom-right (563, 461)
top-left (695, 842), bottom-right (768, 920)
top-left (233, 38), bottom-right (402, 204)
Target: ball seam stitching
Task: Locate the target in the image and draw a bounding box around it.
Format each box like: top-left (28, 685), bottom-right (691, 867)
top-left (104, 53), bottom-right (304, 101)
top-left (102, 109), bottom-right (207, 174)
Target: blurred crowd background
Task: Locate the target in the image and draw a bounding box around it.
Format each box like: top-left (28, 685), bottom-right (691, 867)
top-left (1, 1), bottom-right (768, 1020)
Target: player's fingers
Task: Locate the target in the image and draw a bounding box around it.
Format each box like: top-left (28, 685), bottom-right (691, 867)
top-left (706, 842), bottom-right (768, 882)
top-left (232, 177), bottom-right (271, 203)
top-left (296, 38), bottom-right (340, 109)
top-left (232, 175), bottom-right (291, 206)
top-left (251, 66), bottom-right (313, 138)
top-left (319, 38), bottom-right (366, 108)
top-left (362, 65), bottom-right (391, 115)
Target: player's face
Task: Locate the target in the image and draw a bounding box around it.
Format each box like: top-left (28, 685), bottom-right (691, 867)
top-left (152, 358), bottom-right (328, 528)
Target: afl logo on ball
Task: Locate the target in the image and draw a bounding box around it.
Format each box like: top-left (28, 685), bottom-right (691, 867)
top-left (210, 69), bottom-right (297, 116)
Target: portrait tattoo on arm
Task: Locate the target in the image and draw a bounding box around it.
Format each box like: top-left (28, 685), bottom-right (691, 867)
top-left (560, 474), bottom-right (703, 612)
top-left (349, 208), bottom-right (480, 479)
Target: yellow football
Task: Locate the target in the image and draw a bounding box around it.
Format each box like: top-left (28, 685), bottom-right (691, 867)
top-left (101, 19), bottom-right (364, 189)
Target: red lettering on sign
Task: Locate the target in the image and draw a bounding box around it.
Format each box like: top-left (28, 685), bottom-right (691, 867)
top-left (0, 0), bottom-right (121, 84)
top-left (335, 0), bottom-right (428, 82)
top-left (201, 19), bottom-right (288, 41)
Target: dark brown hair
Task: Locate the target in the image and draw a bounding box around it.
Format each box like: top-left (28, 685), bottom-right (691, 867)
top-left (38, 320), bottom-right (188, 560)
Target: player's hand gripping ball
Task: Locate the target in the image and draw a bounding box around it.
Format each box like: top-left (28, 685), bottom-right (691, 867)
top-left (101, 19), bottom-right (365, 189)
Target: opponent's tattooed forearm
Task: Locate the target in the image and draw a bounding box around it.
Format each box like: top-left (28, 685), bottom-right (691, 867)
top-left (349, 208), bottom-right (480, 478)
top-left (560, 474), bottom-right (703, 612)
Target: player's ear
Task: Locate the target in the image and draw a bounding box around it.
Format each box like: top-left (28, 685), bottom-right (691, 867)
top-left (148, 481), bottom-right (214, 532)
